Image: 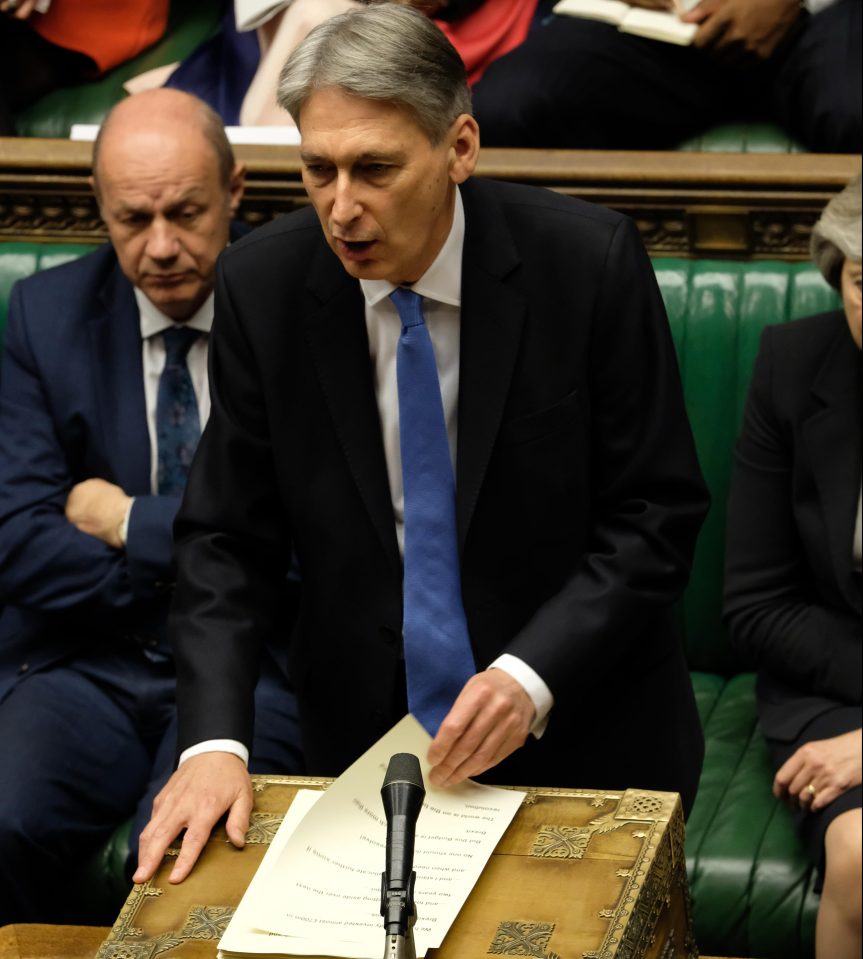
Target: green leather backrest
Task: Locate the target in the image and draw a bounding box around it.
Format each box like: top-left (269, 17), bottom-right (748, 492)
top-left (0, 244), bottom-right (841, 676)
top-left (15, 0), bottom-right (222, 138)
top-left (656, 260), bottom-right (840, 674)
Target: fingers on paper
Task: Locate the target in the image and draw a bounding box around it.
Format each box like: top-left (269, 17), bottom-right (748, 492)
top-left (427, 670), bottom-right (533, 787)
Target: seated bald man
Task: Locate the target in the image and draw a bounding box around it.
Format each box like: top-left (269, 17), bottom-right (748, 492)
top-left (0, 89), bottom-right (302, 925)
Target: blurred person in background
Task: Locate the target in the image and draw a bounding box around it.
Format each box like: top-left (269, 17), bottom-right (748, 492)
top-left (470, 0), bottom-right (861, 152)
top-left (164, 0), bottom-right (543, 127)
top-left (0, 0), bottom-right (169, 135)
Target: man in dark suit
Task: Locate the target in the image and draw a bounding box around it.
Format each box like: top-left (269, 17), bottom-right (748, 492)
top-left (0, 88), bottom-right (301, 924)
top-left (135, 3), bottom-right (709, 886)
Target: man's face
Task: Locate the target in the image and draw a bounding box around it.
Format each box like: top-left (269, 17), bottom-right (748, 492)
top-left (298, 87), bottom-right (478, 285)
top-left (95, 130), bottom-right (243, 321)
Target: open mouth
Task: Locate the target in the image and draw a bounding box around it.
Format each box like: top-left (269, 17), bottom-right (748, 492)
top-left (335, 238), bottom-right (375, 259)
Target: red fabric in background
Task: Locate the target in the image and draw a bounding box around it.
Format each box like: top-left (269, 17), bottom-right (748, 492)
top-left (32, 0), bottom-right (169, 74)
top-left (435, 0), bottom-right (539, 86)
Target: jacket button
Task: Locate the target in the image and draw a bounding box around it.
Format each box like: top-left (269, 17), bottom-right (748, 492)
top-left (19, 663), bottom-right (29, 674)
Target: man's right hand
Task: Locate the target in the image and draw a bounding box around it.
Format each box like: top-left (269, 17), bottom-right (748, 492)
top-left (133, 752), bottom-right (253, 885)
top-left (65, 478), bottom-right (132, 549)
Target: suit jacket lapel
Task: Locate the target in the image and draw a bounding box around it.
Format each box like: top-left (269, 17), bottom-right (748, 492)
top-left (803, 318), bottom-right (862, 612)
top-left (89, 260), bottom-right (151, 495)
top-left (456, 179), bottom-right (526, 551)
top-left (302, 242), bottom-right (401, 572)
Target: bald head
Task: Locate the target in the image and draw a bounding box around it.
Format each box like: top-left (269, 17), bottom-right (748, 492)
top-left (92, 89), bottom-right (235, 194)
top-left (91, 89), bottom-right (245, 321)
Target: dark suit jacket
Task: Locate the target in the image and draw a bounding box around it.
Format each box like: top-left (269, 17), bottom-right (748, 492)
top-left (172, 178), bottom-right (709, 808)
top-left (724, 311), bottom-right (863, 743)
top-left (0, 243), bottom-right (183, 700)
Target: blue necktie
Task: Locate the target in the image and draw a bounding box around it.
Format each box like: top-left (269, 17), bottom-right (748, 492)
top-left (156, 326), bottom-right (201, 496)
top-left (391, 287), bottom-right (476, 735)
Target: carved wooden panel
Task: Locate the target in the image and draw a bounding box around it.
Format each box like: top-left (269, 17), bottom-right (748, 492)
top-left (1, 137), bottom-right (858, 258)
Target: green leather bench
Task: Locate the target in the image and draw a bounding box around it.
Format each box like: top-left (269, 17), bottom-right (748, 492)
top-left (0, 243), bottom-right (840, 954)
top-left (659, 259), bottom-right (839, 958)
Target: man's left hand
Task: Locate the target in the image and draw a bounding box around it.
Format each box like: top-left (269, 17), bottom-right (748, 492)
top-left (427, 669), bottom-right (535, 787)
top-left (65, 478), bottom-right (132, 549)
top-left (682, 0), bottom-right (802, 59)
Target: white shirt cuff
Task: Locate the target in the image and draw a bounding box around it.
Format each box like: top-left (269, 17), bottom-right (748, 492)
top-left (179, 739), bottom-right (249, 767)
top-left (118, 498), bottom-right (134, 547)
top-left (489, 653), bottom-right (553, 738)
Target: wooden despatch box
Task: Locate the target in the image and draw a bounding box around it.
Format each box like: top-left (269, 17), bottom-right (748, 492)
top-left (96, 776), bottom-right (697, 959)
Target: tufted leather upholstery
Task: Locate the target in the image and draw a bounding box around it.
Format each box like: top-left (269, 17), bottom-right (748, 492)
top-left (0, 243), bottom-right (840, 950)
top-left (658, 259), bottom-right (840, 675)
top-left (659, 258), bottom-right (839, 958)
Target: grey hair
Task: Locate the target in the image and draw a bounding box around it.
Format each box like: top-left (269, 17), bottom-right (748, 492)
top-left (276, 2), bottom-right (471, 145)
top-left (810, 172), bottom-right (862, 290)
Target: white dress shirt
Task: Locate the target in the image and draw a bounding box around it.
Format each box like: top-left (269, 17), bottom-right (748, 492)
top-left (181, 189), bottom-right (553, 768)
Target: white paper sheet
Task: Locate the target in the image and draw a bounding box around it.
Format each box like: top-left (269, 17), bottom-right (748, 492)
top-left (219, 715), bottom-right (525, 958)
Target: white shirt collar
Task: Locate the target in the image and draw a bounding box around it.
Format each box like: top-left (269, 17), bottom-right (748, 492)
top-left (360, 186), bottom-right (465, 308)
top-left (135, 288), bottom-right (215, 339)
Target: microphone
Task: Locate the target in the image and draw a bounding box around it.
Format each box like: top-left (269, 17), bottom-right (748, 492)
top-left (380, 752), bottom-right (425, 959)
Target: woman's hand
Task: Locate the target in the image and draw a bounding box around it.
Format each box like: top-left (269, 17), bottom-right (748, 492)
top-left (774, 729), bottom-right (862, 813)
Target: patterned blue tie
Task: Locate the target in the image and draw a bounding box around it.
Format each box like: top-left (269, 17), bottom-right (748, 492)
top-left (156, 326), bottom-right (201, 496)
top-left (391, 287), bottom-right (476, 735)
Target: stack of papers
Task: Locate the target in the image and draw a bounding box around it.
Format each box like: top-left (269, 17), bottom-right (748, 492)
top-left (218, 716), bottom-right (525, 958)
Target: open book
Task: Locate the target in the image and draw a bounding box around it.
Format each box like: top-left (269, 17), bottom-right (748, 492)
top-left (552, 0), bottom-right (698, 45)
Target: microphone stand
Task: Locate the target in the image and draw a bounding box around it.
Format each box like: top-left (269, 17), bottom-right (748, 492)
top-left (381, 876), bottom-right (417, 959)
top-left (380, 753), bottom-right (425, 959)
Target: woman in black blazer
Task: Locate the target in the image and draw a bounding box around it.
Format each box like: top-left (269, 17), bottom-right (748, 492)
top-left (724, 173), bottom-right (861, 959)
